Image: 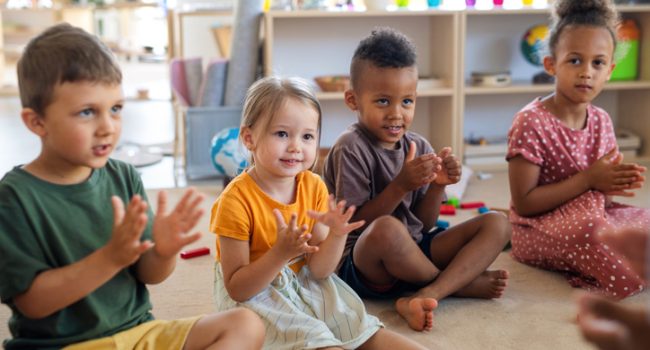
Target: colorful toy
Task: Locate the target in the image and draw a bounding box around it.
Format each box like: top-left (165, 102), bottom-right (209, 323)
top-left (211, 127), bottom-right (249, 177)
top-left (521, 24), bottom-right (554, 84)
top-left (478, 206), bottom-right (490, 214)
top-left (440, 204), bottom-right (456, 215)
top-left (436, 219), bottom-right (450, 229)
top-left (611, 19), bottom-right (639, 81)
top-left (446, 196), bottom-right (460, 208)
top-left (460, 201), bottom-right (485, 209)
top-left (180, 246), bottom-right (210, 259)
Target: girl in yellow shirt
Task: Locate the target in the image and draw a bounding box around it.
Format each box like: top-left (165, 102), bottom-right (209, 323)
top-left (210, 76), bottom-right (427, 350)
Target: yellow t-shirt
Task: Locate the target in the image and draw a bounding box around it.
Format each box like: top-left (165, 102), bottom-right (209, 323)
top-left (210, 170), bottom-right (329, 273)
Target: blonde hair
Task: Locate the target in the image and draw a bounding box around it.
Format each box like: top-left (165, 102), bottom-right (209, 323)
top-left (240, 76), bottom-right (322, 169)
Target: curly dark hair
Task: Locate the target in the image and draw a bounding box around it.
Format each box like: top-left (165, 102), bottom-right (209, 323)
top-left (349, 27), bottom-right (417, 88)
top-left (548, 0), bottom-right (619, 56)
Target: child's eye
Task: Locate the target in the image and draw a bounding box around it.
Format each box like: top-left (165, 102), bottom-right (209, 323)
top-left (376, 98), bottom-right (389, 106)
top-left (403, 98), bottom-right (414, 106)
top-left (275, 131), bottom-right (288, 138)
top-left (593, 59), bottom-right (606, 66)
top-left (303, 133), bottom-right (315, 141)
top-left (111, 105), bottom-right (123, 114)
top-left (79, 108), bottom-right (95, 118)
top-left (569, 58), bottom-right (581, 65)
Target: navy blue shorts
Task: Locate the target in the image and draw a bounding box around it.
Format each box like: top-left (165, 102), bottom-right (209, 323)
top-left (337, 227), bottom-right (445, 299)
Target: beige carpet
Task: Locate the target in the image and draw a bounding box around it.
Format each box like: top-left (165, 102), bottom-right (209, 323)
top-left (2, 169), bottom-right (649, 349)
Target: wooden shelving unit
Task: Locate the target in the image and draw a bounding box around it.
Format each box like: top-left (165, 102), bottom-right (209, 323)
top-left (263, 9), bottom-right (461, 151)
top-left (460, 4), bottom-right (650, 168)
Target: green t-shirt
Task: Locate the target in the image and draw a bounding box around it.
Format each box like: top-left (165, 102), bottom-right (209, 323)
top-left (0, 159), bottom-right (154, 349)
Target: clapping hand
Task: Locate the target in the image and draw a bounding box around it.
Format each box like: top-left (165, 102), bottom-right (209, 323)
top-left (272, 210), bottom-right (319, 260)
top-left (105, 195), bottom-right (153, 268)
top-left (151, 188), bottom-right (205, 259)
top-left (308, 195), bottom-right (365, 237)
top-left (589, 149), bottom-right (646, 197)
top-left (394, 141), bottom-right (441, 192)
top-left (433, 147), bottom-right (462, 186)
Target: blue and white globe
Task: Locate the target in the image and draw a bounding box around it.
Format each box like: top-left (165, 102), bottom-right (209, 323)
top-left (210, 127), bottom-right (248, 177)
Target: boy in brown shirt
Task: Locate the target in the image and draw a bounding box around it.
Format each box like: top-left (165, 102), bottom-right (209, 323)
top-left (323, 27), bottom-right (512, 332)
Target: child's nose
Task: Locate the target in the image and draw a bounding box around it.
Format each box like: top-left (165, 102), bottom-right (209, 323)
top-left (97, 114), bottom-right (118, 134)
top-left (287, 137), bottom-right (301, 152)
top-left (579, 68), bottom-right (593, 79)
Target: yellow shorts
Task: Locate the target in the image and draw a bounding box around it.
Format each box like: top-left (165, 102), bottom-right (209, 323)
top-left (63, 316), bottom-right (201, 350)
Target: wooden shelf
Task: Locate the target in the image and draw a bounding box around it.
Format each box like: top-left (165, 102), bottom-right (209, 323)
top-left (266, 8), bottom-right (460, 19)
top-left (264, 10), bottom-right (460, 150)
top-left (464, 80), bottom-right (650, 96)
top-left (465, 81), bottom-right (553, 95)
top-left (316, 87), bottom-right (454, 101)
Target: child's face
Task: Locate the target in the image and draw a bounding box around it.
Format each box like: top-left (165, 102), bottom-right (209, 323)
top-left (28, 81), bottom-right (123, 180)
top-left (345, 64), bottom-right (418, 149)
top-left (544, 25), bottom-right (615, 106)
top-left (244, 97), bottom-right (319, 179)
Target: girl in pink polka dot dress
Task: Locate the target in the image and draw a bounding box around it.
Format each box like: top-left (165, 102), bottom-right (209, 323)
top-left (506, 0), bottom-right (649, 299)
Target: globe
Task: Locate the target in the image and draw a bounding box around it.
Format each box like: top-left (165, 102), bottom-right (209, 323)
top-left (210, 127), bottom-right (249, 177)
top-left (521, 24), bottom-right (549, 67)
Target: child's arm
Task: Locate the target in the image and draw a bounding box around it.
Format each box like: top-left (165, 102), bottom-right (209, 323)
top-left (510, 149), bottom-right (645, 217)
top-left (306, 196), bottom-right (365, 279)
top-left (135, 189), bottom-right (204, 284)
top-left (414, 147), bottom-right (461, 231)
top-left (220, 211), bottom-right (319, 302)
top-left (13, 195), bottom-right (152, 319)
top-left (352, 141), bottom-right (441, 227)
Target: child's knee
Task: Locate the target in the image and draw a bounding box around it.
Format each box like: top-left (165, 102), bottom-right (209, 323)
top-left (230, 308), bottom-right (265, 334)
top-left (364, 216), bottom-right (409, 247)
top-left (483, 211), bottom-right (512, 242)
top-left (238, 307), bottom-right (264, 324)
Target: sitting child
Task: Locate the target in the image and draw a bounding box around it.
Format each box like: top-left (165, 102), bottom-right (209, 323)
top-left (211, 76), bottom-right (427, 349)
top-left (323, 27), bottom-right (511, 332)
top-left (0, 23), bottom-right (265, 350)
top-left (507, 0), bottom-right (648, 298)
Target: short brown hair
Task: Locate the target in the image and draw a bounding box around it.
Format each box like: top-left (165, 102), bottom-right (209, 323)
top-left (17, 23), bottom-right (122, 115)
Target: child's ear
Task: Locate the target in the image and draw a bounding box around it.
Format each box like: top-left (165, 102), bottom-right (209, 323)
top-left (542, 55), bottom-right (556, 76)
top-left (240, 126), bottom-right (255, 151)
top-left (21, 108), bottom-right (46, 137)
top-left (606, 63), bottom-right (616, 81)
top-left (344, 89), bottom-right (358, 111)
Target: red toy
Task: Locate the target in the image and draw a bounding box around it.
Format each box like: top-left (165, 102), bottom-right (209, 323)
top-left (180, 247), bottom-right (210, 259)
top-left (460, 201), bottom-right (485, 209)
top-left (440, 204), bottom-right (456, 215)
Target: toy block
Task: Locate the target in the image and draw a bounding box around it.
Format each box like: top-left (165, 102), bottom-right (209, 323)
top-left (460, 201), bottom-right (485, 209)
top-left (446, 197), bottom-right (460, 208)
top-left (440, 204), bottom-right (456, 215)
top-left (180, 246), bottom-right (210, 259)
top-left (436, 219), bottom-right (450, 229)
top-left (478, 206), bottom-right (489, 214)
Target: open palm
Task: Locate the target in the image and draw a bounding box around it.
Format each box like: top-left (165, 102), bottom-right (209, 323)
top-left (308, 195), bottom-right (365, 237)
top-left (152, 189), bottom-right (205, 258)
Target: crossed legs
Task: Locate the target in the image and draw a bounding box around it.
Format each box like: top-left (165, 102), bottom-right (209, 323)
top-left (352, 212), bottom-right (511, 331)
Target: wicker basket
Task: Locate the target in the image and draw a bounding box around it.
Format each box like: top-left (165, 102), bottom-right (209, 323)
top-left (314, 75), bottom-right (350, 92)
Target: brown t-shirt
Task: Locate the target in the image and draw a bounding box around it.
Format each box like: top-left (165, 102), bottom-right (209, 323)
top-left (323, 123), bottom-right (435, 260)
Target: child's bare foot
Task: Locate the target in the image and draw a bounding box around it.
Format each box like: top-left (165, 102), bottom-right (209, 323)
top-left (395, 296), bottom-right (438, 331)
top-left (454, 270), bottom-right (509, 299)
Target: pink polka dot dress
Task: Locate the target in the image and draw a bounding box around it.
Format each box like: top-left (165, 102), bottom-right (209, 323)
top-left (506, 99), bottom-right (648, 298)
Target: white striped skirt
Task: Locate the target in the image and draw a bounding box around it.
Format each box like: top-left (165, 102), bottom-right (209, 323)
top-left (213, 262), bottom-right (382, 350)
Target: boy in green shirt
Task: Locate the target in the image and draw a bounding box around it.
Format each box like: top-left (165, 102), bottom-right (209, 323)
top-left (0, 23), bottom-right (264, 349)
